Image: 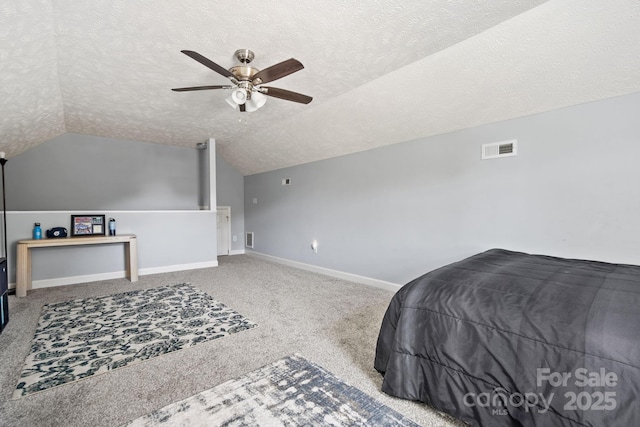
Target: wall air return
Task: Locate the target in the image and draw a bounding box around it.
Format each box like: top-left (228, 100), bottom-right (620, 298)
top-left (245, 232), bottom-right (254, 249)
top-left (482, 140), bottom-right (517, 160)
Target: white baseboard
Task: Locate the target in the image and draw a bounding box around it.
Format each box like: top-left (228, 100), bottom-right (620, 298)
top-left (139, 260), bottom-right (218, 276)
top-left (246, 251), bottom-right (401, 292)
top-left (9, 260), bottom-right (219, 291)
top-left (22, 271), bottom-right (130, 290)
top-left (229, 249), bottom-right (245, 255)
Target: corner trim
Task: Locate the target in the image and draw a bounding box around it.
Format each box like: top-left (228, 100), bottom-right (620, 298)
top-left (246, 251), bottom-right (401, 292)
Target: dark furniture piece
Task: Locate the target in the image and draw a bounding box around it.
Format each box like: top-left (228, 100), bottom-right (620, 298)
top-left (1, 154), bottom-right (8, 331)
top-left (375, 248), bottom-right (639, 427)
top-left (0, 258), bottom-right (7, 333)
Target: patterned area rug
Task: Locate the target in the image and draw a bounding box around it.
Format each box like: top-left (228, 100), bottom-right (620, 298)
top-left (13, 283), bottom-right (257, 399)
top-left (123, 354), bottom-right (419, 426)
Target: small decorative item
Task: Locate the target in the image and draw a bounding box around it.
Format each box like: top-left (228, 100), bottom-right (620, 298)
top-left (46, 227), bottom-right (68, 238)
top-left (33, 223), bottom-right (42, 240)
top-left (70, 215), bottom-right (106, 237)
top-left (109, 218), bottom-right (116, 236)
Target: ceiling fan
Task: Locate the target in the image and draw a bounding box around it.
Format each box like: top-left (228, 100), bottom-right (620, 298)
top-left (172, 49), bottom-right (312, 112)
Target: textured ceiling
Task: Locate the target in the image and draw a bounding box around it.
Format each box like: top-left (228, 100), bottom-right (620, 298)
top-left (2, 0), bottom-right (639, 175)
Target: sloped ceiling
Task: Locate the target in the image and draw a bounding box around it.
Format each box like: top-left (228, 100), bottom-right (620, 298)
top-left (2, 0), bottom-right (639, 175)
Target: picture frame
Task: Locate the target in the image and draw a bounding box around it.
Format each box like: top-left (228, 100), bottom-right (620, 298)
top-left (70, 215), bottom-right (106, 237)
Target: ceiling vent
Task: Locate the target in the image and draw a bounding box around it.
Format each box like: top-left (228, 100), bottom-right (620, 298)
top-left (482, 140), bottom-right (517, 160)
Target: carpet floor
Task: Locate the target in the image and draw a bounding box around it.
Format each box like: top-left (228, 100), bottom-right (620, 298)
top-left (0, 254), bottom-right (464, 427)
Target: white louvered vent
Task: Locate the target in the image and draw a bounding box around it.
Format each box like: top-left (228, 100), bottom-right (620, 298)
top-left (482, 140), bottom-right (517, 160)
top-left (245, 232), bottom-right (254, 249)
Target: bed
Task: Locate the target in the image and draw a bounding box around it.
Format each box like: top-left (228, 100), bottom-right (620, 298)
top-left (374, 248), bottom-right (640, 427)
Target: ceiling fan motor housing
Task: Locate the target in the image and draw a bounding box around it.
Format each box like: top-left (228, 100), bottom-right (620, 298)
top-left (230, 49), bottom-right (259, 81)
top-left (229, 65), bottom-right (258, 81)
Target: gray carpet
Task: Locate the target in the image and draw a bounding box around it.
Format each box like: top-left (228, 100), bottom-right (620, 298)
top-left (0, 254), bottom-right (464, 427)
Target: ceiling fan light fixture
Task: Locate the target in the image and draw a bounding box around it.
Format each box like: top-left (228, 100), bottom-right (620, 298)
top-left (230, 88), bottom-right (247, 105)
top-left (245, 91), bottom-right (267, 112)
top-left (225, 95), bottom-right (239, 109)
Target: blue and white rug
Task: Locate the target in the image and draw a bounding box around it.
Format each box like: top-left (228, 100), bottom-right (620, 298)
top-left (123, 354), bottom-right (419, 426)
top-left (13, 283), bottom-right (257, 399)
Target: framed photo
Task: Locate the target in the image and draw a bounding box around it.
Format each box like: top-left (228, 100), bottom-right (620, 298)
top-left (71, 215), bottom-right (106, 237)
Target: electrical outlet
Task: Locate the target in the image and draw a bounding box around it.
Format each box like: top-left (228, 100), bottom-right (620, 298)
top-left (232, 235), bottom-right (237, 242)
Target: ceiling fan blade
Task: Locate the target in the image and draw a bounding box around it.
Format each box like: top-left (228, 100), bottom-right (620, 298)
top-left (180, 50), bottom-right (236, 80)
top-left (252, 58), bottom-right (304, 85)
top-left (171, 85), bottom-right (231, 92)
top-left (262, 87), bottom-right (313, 104)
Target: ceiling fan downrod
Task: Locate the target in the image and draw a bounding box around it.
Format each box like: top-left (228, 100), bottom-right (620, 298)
top-left (234, 49), bottom-right (255, 64)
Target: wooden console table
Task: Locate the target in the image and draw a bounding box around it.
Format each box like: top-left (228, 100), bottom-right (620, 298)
top-left (16, 234), bottom-right (138, 298)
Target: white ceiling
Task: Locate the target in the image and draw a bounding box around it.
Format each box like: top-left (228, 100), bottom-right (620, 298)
top-left (2, 0), bottom-right (639, 175)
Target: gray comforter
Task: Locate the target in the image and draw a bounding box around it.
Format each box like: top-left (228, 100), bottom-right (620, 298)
top-left (374, 249), bottom-right (640, 426)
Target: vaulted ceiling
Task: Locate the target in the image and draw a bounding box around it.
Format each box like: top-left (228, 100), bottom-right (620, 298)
top-left (2, 1), bottom-right (639, 175)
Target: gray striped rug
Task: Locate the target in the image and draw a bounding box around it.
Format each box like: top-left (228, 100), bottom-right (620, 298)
top-left (124, 354), bottom-right (419, 426)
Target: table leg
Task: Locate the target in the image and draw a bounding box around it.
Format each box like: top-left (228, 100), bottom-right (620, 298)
top-left (125, 238), bottom-right (139, 282)
top-left (16, 243), bottom-right (29, 297)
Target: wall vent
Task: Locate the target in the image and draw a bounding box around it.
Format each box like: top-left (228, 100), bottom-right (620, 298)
top-left (282, 178), bottom-right (291, 186)
top-left (482, 140), bottom-right (517, 160)
top-left (245, 232), bottom-right (254, 249)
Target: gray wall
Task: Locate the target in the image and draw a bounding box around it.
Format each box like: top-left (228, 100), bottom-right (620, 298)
top-left (216, 153), bottom-right (245, 252)
top-left (6, 133), bottom-right (199, 211)
top-left (5, 210), bottom-right (217, 284)
top-left (3, 133), bottom-right (218, 287)
top-left (244, 92), bottom-right (640, 285)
